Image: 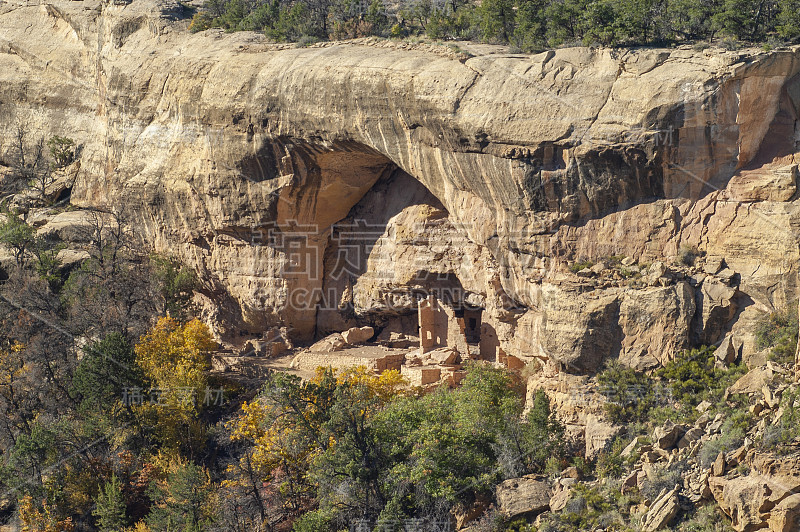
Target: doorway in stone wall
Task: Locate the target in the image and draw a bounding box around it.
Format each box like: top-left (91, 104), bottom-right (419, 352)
top-left (463, 308), bottom-right (482, 344)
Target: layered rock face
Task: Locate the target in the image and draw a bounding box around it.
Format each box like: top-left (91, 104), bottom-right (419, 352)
top-left (3, 0), bottom-right (800, 369)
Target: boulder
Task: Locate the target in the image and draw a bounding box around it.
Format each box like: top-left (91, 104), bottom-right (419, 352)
top-left (763, 385), bottom-right (779, 408)
top-left (426, 347), bottom-right (459, 365)
top-left (704, 258), bottom-right (725, 275)
top-left (496, 476), bottom-right (552, 520)
top-left (549, 489), bottom-right (571, 512)
top-left (621, 470), bottom-right (639, 493)
top-left (707, 413), bottom-right (725, 434)
top-left (728, 165), bottom-right (798, 202)
top-left (620, 437), bottom-right (640, 458)
top-left (717, 267), bottom-right (737, 285)
top-left (342, 326), bottom-right (374, 345)
top-left (768, 494), bottom-right (800, 532)
top-left (309, 333), bottom-right (347, 352)
top-left (239, 336), bottom-right (289, 357)
top-left (525, 372), bottom-right (607, 429)
top-left (559, 477), bottom-right (578, 490)
top-left (400, 365), bottom-right (442, 386)
top-left (696, 400), bottom-right (713, 413)
top-left (525, 287), bottom-right (621, 373)
top-left (687, 472), bottom-right (712, 502)
top-left (36, 210), bottom-right (105, 242)
top-left (708, 454), bottom-right (800, 532)
top-left (677, 427), bottom-right (705, 450)
top-left (589, 261), bottom-right (608, 275)
top-left (642, 486), bottom-right (680, 532)
top-left (728, 366), bottom-right (777, 395)
top-left (239, 339), bottom-right (267, 356)
top-left (716, 334), bottom-right (742, 366)
top-left (708, 475), bottom-right (768, 531)
top-left (618, 283), bottom-right (695, 369)
top-left (377, 330), bottom-right (415, 348)
top-left (56, 248), bottom-right (90, 270)
top-left (584, 414), bottom-right (622, 460)
top-left (653, 421), bottom-right (686, 450)
top-left (649, 261), bottom-right (668, 278)
top-left (452, 493), bottom-right (490, 530)
top-left (695, 278), bottom-right (738, 345)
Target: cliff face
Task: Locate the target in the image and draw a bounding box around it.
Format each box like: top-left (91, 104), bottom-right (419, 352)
top-left (3, 0), bottom-right (800, 369)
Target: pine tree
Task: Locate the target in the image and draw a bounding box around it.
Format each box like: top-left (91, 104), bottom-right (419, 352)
top-left (93, 474), bottom-right (128, 532)
top-left (513, 0), bottom-right (546, 51)
top-left (146, 463), bottom-right (212, 532)
top-left (777, 0), bottom-right (800, 40)
top-left (477, 0), bottom-right (515, 42)
top-left (71, 333), bottom-right (145, 412)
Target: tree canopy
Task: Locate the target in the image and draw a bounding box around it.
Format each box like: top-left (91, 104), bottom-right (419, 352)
top-left (190, 0), bottom-right (800, 49)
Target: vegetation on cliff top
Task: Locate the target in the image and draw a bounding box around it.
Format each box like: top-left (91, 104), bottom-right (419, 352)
top-left (189, 0), bottom-right (800, 50)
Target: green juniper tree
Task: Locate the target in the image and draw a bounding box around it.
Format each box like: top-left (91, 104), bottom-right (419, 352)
top-left (93, 474), bottom-right (128, 532)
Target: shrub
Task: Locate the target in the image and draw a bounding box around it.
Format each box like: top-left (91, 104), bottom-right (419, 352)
top-left (569, 260), bottom-right (594, 273)
top-left (678, 244), bottom-right (700, 265)
top-left (292, 508), bottom-right (334, 532)
top-left (146, 462), bottom-right (214, 532)
top-left (755, 304), bottom-right (798, 365)
top-left (597, 360), bottom-right (659, 423)
top-left (71, 333), bottom-right (145, 412)
top-left (0, 211), bottom-right (37, 266)
top-left (698, 411), bottom-right (749, 467)
top-left (188, 11), bottom-right (213, 32)
top-left (189, 0), bottom-right (800, 51)
top-left (295, 34), bottom-right (318, 47)
top-left (150, 255), bottom-right (197, 320)
top-left (761, 387), bottom-right (800, 451)
top-left (647, 403), bottom-right (698, 426)
top-left (656, 346), bottom-right (746, 408)
top-left (93, 474), bottom-right (128, 531)
top-left (47, 136), bottom-right (75, 169)
top-left (640, 463), bottom-right (686, 501)
top-left (676, 503), bottom-right (736, 531)
top-left (232, 364), bottom-right (566, 527)
top-left (597, 436), bottom-right (638, 480)
top-left (536, 484), bottom-right (632, 532)
top-left (465, 510), bottom-right (512, 531)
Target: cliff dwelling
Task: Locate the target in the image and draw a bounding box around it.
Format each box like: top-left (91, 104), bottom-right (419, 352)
top-left (418, 294), bottom-right (484, 355)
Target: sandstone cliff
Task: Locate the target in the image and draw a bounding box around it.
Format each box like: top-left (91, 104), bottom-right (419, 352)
top-left (2, 0), bottom-right (800, 372)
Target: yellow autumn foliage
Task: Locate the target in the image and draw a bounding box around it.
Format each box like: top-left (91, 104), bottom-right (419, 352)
top-left (133, 317), bottom-right (216, 453)
top-left (0, 341), bottom-right (26, 400)
top-left (124, 522), bottom-right (152, 532)
top-left (332, 365), bottom-right (408, 401)
top-left (134, 317), bottom-right (216, 408)
top-left (18, 495), bottom-right (75, 532)
top-left (228, 366), bottom-right (408, 482)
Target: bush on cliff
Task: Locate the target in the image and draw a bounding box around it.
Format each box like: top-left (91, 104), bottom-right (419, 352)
top-left (656, 346), bottom-right (745, 408)
top-left (755, 303), bottom-right (798, 365)
top-left (597, 360), bottom-right (659, 424)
